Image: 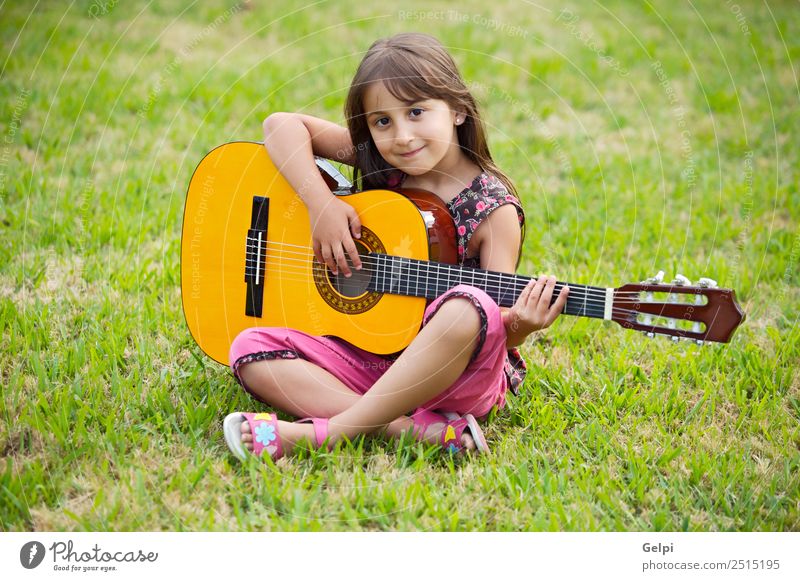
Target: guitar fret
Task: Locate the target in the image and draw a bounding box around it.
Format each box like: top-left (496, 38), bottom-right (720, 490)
top-left (569, 284), bottom-right (581, 317)
top-left (510, 274), bottom-right (524, 306)
top-left (572, 284), bottom-right (588, 317)
top-left (509, 274), bottom-right (519, 306)
top-left (397, 256), bottom-right (403, 294)
top-left (422, 259), bottom-right (427, 296)
top-left (479, 269), bottom-right (488, 299)
top-left (496, 273), bottom-right (505, 306)
top-left (505, 274), bottom-right (516, 306)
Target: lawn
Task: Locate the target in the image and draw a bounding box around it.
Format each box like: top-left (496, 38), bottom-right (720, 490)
top-left (1, 0), bottom-right (798, 531)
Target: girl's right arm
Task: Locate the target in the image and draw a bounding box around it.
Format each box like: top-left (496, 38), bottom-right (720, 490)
top-left (263, 112), bottom-right (362, 277)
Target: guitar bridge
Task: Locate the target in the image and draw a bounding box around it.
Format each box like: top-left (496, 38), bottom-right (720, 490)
top-left (244, 196), bottom-right (269, 317)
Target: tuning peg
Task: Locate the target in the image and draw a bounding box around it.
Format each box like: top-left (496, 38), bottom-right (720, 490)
top-left (692, 285), bottom-right (704, 334)
top-left (693, 277), bottom-right (717, 337)
top-left (695, 339), bottom-right (705, 346)
top-left (645, 331), bottom-right (655, 338)
top-left (641, 271), bottom-right (663, 327)
top-left (666, 275), bottom-right (691, 334)
top-left (643, 270), bottom-right (665, 284)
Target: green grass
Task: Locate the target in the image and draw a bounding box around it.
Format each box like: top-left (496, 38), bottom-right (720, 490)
top-left (1, 0), bottom-right (798, 531)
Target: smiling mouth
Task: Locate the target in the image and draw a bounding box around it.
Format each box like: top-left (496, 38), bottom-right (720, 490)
top-left (399, 146), bottom-right (424, 158)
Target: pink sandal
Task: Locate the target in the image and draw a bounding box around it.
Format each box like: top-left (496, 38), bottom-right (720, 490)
top-left (223, 412), bottom-right (331, 461)
top-left (410, 409), bottom-right (490, 455)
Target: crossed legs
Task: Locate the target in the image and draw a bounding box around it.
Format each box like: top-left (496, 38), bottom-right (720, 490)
top-left (236, 297), bottom-right (481, 454)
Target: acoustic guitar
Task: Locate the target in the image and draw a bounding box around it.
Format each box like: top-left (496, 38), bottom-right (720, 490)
top-left (181, 141), bottom-right (745, 365)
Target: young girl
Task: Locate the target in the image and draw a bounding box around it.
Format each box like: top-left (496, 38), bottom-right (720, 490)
top-left (223, 32), bottom-right (569, 460)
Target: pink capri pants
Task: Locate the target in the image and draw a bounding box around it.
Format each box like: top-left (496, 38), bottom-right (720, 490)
top-left (229, 284), bottom-right (510, 419)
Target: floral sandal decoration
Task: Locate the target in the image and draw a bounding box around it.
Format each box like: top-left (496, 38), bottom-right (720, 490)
top-left (224, 412), bottom-right (285, 461)
top-left (224, 412), bottom-right (332, 461)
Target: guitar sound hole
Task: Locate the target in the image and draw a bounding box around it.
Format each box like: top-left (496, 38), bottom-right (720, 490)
top-left (328, 243), bottom-right (372, 298)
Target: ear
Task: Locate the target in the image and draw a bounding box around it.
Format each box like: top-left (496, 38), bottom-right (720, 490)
top-left (453, 109), bottom-right (467, 125)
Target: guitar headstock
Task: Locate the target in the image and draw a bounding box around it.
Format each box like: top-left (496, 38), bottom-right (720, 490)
top-left (612, 271), bottom-right (746, 344)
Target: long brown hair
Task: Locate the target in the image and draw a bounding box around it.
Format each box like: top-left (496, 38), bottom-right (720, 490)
top-left (344, 33), bottom-right (517, 199)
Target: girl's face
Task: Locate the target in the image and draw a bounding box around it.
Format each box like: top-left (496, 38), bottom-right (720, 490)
top-left (363, 82), bottom-right (463, 177)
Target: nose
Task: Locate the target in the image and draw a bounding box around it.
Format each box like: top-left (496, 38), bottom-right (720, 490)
top-left (393, 120), bottom-right (413, 145)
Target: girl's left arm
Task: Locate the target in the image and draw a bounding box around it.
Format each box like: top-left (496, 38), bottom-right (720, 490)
top-left (477, 206), bottom-right (568, 348)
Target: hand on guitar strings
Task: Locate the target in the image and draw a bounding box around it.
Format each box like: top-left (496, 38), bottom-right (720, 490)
top-left (309, 197), bottom-right (363, 277)
top-left (504, 275), bottom-right (570, 336)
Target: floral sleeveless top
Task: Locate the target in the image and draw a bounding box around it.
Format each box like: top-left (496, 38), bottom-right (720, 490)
top-left (388, 170), bottom-right (528, 397)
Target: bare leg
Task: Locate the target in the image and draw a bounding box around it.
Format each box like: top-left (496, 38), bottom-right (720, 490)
top-left (236, 352), bottom-right (474, 451)
top-left (271, 297), bottom-right (481, 454)
top-left (238, 358), bottom-right (363, 419)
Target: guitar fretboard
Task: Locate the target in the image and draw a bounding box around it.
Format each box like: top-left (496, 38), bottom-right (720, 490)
top-left (367, 254), bottom-right (609, 319)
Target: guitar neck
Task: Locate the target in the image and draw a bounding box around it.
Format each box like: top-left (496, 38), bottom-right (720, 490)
top-left (368, 254), bottom-right (610, 320)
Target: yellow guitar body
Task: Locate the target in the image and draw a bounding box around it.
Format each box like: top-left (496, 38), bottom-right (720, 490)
top-left (181, 142), bottom-right (429, 365)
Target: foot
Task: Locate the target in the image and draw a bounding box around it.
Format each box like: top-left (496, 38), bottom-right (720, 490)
top-left (240, 419), bottom-right (314, 456)
top-left (418, 418), bottom-right (476, 451)
top-left (408, 409), bottom-right (491, 454)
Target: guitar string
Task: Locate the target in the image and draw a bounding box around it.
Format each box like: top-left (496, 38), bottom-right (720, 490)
top-left (247, 254), bottom-right (610, 304)
top-left (241, 258), bottom-right (698, 324)
top-left (246, 244), bottom-right (700, 305)
top-left (245, 238), bottom-right (683, 299)
top-left (235, 237), bottom-right (705, 327)
top-left (242, 258), bottom-right (695, 322)
top-left (242, 241), bottom-right (709, 324)
top-left (248, 244), bottom-right (667, 302)
top-left (247, 253), bottom-right (614, 309)
top-left (244, 249), bottom-right (705, 315)
top-left (239, 262), bottom-right (705, 333)
top-left (239, 265), bottom-right (693, 324)
top-left (248, 238), bottom-right (622, 295)
top-left (245, 243), bottom-right (648, 301)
